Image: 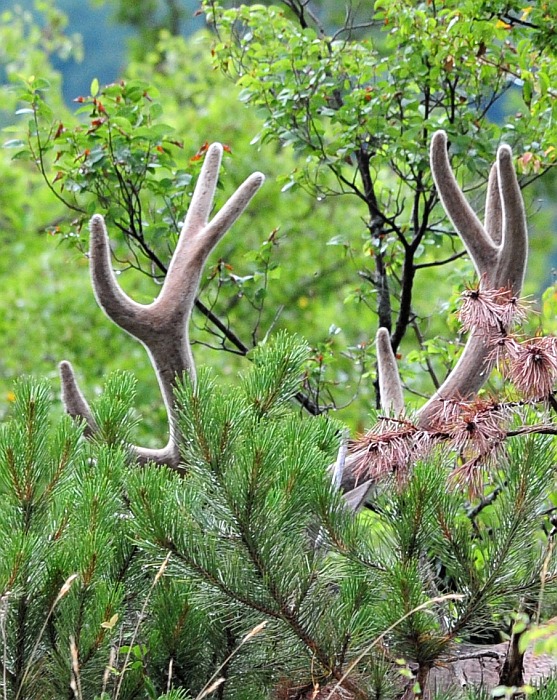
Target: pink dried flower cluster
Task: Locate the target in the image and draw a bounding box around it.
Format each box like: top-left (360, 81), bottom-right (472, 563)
top-left (451, 454), bottom-right (491, 498)
top-left (352, 396), bottom-right (525, 493)
top-left (503, 336), bottom-right (557, 399)
top-left (457, 284), bottom-right (557, 400)
top-left (444, 398), bottom-right (508, 455)
top-left (350, 418), bottom-right (424, 483)
top-left (457, 284), bottom-right (529, 333)
top-left (352, 282), bottom-right (557, 490)
top-left (441, 398), bottom-right (510, 497)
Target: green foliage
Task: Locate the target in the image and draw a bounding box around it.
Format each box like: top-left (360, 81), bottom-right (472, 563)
top-left (205, 0), bottom-right (557, 185)
top-left (12, 74), bottom-right (190, 263)
top-left (203, 0), bottom-right (557, 396)
top-left (0, 2), bottom-right (80, 125)
top-left (2, 28), bottom-right (374, 430)
top-left (1, 340), bottom-right (557, 697)
top-left (0, 373), bottom-right (224, 699)
top-left (6, 1), bottom-right (557, 430)
top-left (0, 377), bottom-right (126, 698)
top-left (90, 0), bottom-right (196, 61)
top-left (125, 338), bottom-right (557, 697)
top-left (2, 4), bottom-right (557, 697)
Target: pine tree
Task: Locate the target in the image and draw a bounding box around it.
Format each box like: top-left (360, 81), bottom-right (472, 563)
top-left (2, 339), bottom-right (557, 699)
top-left (128, 335), bottom-right (557, 699)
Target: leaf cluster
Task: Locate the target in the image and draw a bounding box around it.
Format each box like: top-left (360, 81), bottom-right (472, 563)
top-left (11, 75), bottom-right (194, 272)
top-left (206, 0), bottom-right (557, 185)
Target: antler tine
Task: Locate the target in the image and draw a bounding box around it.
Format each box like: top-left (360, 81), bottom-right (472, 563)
top-left (180, 142), bottom-right (224, 234)
top-left (179, 144), bottom-right (265, 239)
top-left (88, 215), bottom-right (148, 338)
top-left (484, 160), bottom-right (502, 245)
top-left (494, 144), bottom-right (528, 293)
top-left (430, 131), bottom-right (498, 278)
top-left (430, 131), bottom-right (527, 291)
top-left (60, 144), bottom-right (265, 469)
top-left (165, 170), bottom-right (265, 318)
top-left (59, 361), bottom-right (99, 437)
top-left (376, 327), bottom-right (404, 414)
top-left (337, 329), bottom-right (404, 512)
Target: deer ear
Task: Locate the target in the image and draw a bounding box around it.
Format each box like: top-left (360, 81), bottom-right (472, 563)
top-left (60, 145), bottom-right (264, 470)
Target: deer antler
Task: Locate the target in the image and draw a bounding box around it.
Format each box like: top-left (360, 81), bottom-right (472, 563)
top-left (342, 130), bottom-right (529, 509)
top-left (60, 144), bottom-right (264, 469)
top-left (417, 130), bottom-right (528, 424)
top-left (375, 327), bottom-right (405, 415)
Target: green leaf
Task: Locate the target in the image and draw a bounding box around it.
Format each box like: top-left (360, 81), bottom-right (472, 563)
top-left (90, 77), bottom-right (100, 97)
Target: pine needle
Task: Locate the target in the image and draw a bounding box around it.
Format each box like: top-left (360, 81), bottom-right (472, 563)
top-left (325, 594), bottom-right (464, 700)
top-left (114, 552), bottom-right (170, 700)
top-left (194, 621), bottom-right (268, 700)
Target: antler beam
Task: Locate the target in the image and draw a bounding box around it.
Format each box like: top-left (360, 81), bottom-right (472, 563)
top-left (418, 130), bottom-right (527, 424)
top-left (60, 144), bottom-right (264, 469)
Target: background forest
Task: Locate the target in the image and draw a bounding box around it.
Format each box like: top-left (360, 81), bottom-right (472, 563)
top-left (1, 1), bottom-right (557, 699)
top-left (0, 0), bottom-right (556, 430)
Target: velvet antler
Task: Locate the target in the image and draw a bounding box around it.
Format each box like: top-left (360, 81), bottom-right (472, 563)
top-left (342, 130), bottom-right (529, 509)
top-left (375, 327), bottom-right (405, 415)
top-left (417, 130), bottom-right (528, 424)
top-left (60, 144), bottom-right (264, 469)
top-left (378, 130), bottom-right (528, 421)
